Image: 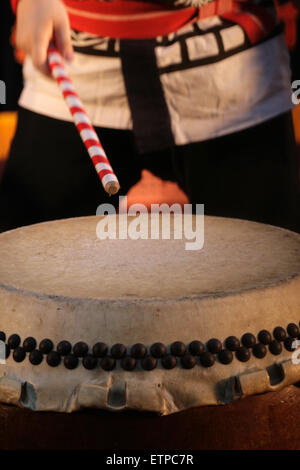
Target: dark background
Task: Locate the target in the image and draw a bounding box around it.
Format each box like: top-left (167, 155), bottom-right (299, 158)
top-left (291, 21), bottom-right (300, 80)
top-left (0, 0), bottom-right (23, 111)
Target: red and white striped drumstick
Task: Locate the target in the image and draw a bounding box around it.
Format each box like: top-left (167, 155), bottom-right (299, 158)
top-left (47, 46), bottom-right (120, 196)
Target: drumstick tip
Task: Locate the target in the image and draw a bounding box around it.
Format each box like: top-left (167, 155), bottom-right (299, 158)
top-left (105, 181), bottom-right (120, 196)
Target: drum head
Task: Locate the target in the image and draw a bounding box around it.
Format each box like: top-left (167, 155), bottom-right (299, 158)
top-left (0, 215), bottom-right (299, 414)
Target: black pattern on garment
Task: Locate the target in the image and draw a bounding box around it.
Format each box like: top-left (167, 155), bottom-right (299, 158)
top-left (119, 39), bottom-right (175, 153)
top-left (71, 19), bottom-right (283, 74)
top-left (71, 31), bottom-right (120, 57)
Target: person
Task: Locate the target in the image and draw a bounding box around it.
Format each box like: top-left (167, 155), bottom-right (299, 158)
top-left (0, 0), bottom-right (299, 232)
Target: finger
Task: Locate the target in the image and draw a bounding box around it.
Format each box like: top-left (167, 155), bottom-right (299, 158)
top-left (15, 23), bottom-right (30, 53)
top-left (31, 26), bottom-right (53, 76)
top-left (54, 17), bottom-right (74, 62)
top-left (36, 61), bottom-right (52, 77)
top-left (15, 35), bottom-right (30, 55)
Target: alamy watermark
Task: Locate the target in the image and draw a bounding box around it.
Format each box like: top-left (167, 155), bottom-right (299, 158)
top-left (0, 340), bottom-right (5, 365)
top-left (96, 197), bottom-right (204, 250)
top-left (292, 80), bottom-right (300, 105)
top-left (292, 340), bottom-right (300, 365)
top-left (0, 80), bottom-right (6, 105)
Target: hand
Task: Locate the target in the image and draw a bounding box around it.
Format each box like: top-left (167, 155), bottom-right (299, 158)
top-left (16, 0), bottom-right (74, 76)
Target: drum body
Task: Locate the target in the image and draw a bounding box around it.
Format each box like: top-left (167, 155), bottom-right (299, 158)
top-left (0, 215), bottom-right (299, 415)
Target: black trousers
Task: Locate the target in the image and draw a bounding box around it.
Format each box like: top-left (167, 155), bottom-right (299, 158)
top-left (0, 107), bottom-right (299, 233)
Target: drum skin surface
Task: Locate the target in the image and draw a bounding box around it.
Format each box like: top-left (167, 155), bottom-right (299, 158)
top-left (0, 215), bottom-right (299, 414)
